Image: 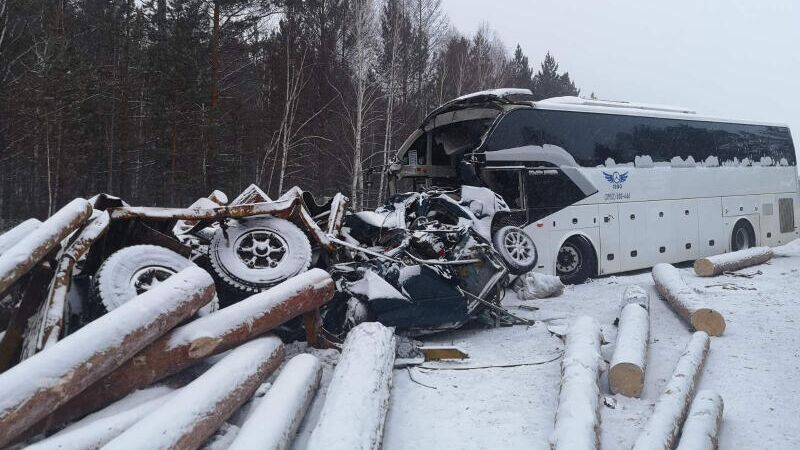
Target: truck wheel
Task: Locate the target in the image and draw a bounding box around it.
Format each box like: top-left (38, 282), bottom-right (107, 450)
top-left (556, 236), bottom-right (596, 284)
top-left (492, 226), bottom-right (538, 275)
top-left (209, 216), bottom-right (312, 292)
top-left (92, 245), bottom-right (218, 315)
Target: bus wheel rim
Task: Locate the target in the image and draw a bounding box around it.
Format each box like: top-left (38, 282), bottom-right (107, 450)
top-left (557, 245), bottom-right (580, 274)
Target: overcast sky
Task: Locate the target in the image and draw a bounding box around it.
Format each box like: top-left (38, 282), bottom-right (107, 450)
top-left (441, 0), bottom-right (800, 156)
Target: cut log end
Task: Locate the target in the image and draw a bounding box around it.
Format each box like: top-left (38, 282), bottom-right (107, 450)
top-left (692, 259), bottom-right (716, 277)
top-left (690, 309), bottom-right (726, 336)
top-left (609, 362), bottom-right (644, 398)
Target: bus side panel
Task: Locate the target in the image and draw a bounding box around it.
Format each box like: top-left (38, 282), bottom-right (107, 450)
top-left (598, 203), bottom-right (620, 275)
top-left (619, 202), bottom-right (651, 271)
top-left (671, 200), bottom-right (699, 262)
top-left (697, 197), bottom-right (725, 258)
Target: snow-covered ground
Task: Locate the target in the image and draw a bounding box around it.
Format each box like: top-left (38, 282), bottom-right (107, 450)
top-left (288, 245), bottom-right (800, 449)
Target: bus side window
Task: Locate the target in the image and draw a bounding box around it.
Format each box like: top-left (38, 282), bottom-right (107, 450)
top-left (482, 170), bottom-right (524, 210)
top-left (526, 170), bottom-right (586, 221)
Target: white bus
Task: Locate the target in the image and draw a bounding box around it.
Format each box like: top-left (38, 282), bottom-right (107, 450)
top-left (388, 89), bottom-right (798, 283)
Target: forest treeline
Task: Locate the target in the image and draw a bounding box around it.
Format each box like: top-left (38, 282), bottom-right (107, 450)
top-left (0, 0), bottom-right (580, 225)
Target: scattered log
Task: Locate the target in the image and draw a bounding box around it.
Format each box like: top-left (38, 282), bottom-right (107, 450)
top-left (306, 322), bottom-right (396, 450)
top-left (228, 353), bottom-right (322, 450)
top-left (0, 219), bottom-right (41, 256)
top-left (549, 316), bottom-right (603, 450)
top-left (0, 266), bottom-right (214, 447)
top-left (103, 336), bottom-right (285, 450)
top-left (609, 286), bottom-right (650, 397)
top-left (21, 212), bottom-right (111, 359)
top-left (0, 198), bottom-right (93, 297)
top-left (675, 390), bottom-right (724, 450)
top-left (24, 386), bottom-right (176, 450)
top-left (693, 246), bottom-right (773, 277)
top-left (652, 264), bottom-right (725, 336)
top-left (631, 331), bottom-right (711, 450)
top-left (33, 268), bottom-right (334, 433)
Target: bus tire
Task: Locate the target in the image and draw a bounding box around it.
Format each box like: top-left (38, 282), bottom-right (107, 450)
top-left (492, 226), bottom-right (538, 275)
top-left (556, 236), bottom-right (596, 284)
top-left (730, 219), bottom-right (755, 251)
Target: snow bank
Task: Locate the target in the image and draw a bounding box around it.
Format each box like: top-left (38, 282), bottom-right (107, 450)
top-left (631, 331), bottom-right (710, 450)
top-left (549, 316), bottom-right (602, 450)
top-left (306, 322), bottom-right (396, 450)
top-left (25, 387), bottom-right (175, 450)
top-left (228, 354), bottom-right (322, 450)
top-left (103, 336), bottom-right (285, 450)
top-left (0, 266), bottom-right (214, 447)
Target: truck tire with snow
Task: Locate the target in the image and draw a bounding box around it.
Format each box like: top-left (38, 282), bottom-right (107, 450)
top-left (556, 236), bottom-right (596, 284)
top-left (492, 226), bottom-right (537, 275)
top-left (730, 219), bottom-right (755, 251)
top-left (92, 245), bottom-right (216, 315)
top-left (209, 216), bottom-right (312, 292)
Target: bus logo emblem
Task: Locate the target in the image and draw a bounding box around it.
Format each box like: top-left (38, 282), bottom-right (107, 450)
top-left (603, 171), bottom-right (628, 189)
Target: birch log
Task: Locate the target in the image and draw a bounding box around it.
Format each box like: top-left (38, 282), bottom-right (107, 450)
top-left (0, 266), bottom-right (214, 447)
top-left (631, 331), bottom-right (711, 450)
top-left (693, 246), bottom-right (772, 277)
top-left (24, 387), bottom-right (176, 450)
top-left (306, 322), bottom-right (396, 450)
top-left (652, 264), bottom-right (725, 336)
top-left (103, 336), bottom-right (285, 450)
top-left (32, 269), bottom-right (334, 434)
top-left (675, 390), bottom-right (724, 450)
top-left (549, 316), bottom-right (603, 450)
top-left (609, 286), bottom-right (650, 397)
top-left (0, 198), bottom-right (92, 297)
top-left (228, 353), bottom-right (322, 450)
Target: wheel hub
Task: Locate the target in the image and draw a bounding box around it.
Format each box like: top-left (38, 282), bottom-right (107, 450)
top-left (557, 245), bottom-right (580, 274)
top-left (503, 230), bottom-right (534, 264)
top-left (235, 230), bottom-right (287, 269)
top-left (130, 266), bottom-right (176, 295)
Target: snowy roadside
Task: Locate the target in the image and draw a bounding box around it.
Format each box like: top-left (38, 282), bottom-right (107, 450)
top-left (288, 249), bottom-right (800, 449)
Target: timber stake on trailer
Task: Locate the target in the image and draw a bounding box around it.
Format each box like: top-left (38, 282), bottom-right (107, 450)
top-left (652, 263), bottom-right (726, 336)
top-left (29, 269), bottom-right (335, 436)
top-left (0, 266), bottom-right (215, 448)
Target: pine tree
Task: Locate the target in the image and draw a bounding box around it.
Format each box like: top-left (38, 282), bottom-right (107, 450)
top-left (508, 44), bottom-right (533, 90)
top-left (531, 51), bottom-right (579, 100)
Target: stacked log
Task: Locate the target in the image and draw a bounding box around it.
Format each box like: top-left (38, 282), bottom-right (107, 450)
top-left (229, 353), bottom-right (323, 450)
top-left (103, 336), bottom-right (285, 450)
top-left (652, 264), bottom-right (725, 336)
top-left (306, 322), bottom-right (396, 450)
top-left (631, 331), bottom-right (710, 450)
top-left (609, 285), bottom-right (650, 397)
top-left (0, 219), bottom-right (41, 256)
top-left (33, 269), bottom-right (334, 433)
top-left (0, 266), bottom-right (215, 447)
top-left (549, 316), bottom-right (603, 450)
top-left (693, 246), bottom-right (773, 277)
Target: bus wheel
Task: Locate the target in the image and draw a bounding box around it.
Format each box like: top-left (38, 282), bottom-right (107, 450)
top-left (556, 236), bottom-right (596, 284)
top-left (731, 219), bottom-right (755, 251)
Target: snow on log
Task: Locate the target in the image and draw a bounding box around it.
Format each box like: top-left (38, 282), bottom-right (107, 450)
top-left (306, 322), bottom-right (396, 450)
top-left (609, 286), bottom-right (650, 398)
top-left (549, 315), bottom-right (603, 450)
top-left (675, 390), bottom-right (724, 450)
top-left (228, 353), bottom-right (322, 450)
top-left (0, 198), bottom-right (93, 297)
top-left (0, 266), bottom-right (214, 447)
top-left (24, 386), bottom-right (175, 450)
top-left (21, 212), bottom-right (111, 359)
top-left (652, 264), bottom-right (725, 336)
top-left (36, 269), bottom-right (334, 433)
top-left (103, 336), bottom-right (285, 450)
top-left (0, 218), bottom-right (41, 257)
top-left (693, 246), bottom-right (773, 277)
top-left (631, 331), bottom-right (711, 450)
